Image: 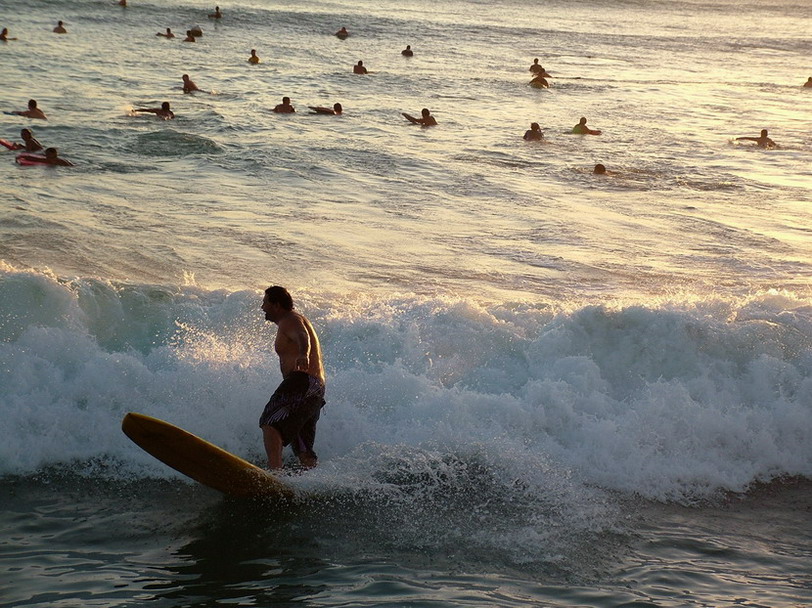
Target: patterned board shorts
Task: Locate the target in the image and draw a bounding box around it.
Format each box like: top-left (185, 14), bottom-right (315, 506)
top-left (259, 371), bottom-right (326, 457)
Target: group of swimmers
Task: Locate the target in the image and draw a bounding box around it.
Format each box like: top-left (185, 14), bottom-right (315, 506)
top-left (4, 7), bottom-right (808, 169)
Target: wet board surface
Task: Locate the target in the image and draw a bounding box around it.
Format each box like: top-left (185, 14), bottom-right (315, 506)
top-left (122, 412), bottom-right (295, 499)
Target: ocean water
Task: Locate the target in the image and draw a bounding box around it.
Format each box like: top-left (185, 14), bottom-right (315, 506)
top-left (1, 0), bottom-right (811, 606)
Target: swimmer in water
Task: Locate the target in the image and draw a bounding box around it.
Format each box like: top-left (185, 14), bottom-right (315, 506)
top-left (183, 30), bottom-right (196, 42)
top-left (53, 21), bottom-right (67, 33)
top-left (353, 60), bottom-right (368, 74)
top-left (119, 0), bottom-right (127, 6)
top-left (403, 108), bottom-right (437, 126)
top-left (190, 26), bottom-right (203, 36)
top-left (273, 97), bottom-right (296, 113)
top-left (529, 58), bottom-right (549, 76)
top-left (523, 122), bottom-right (543, 141)
top-left (804, 77), bottom-right (812, 88)
top-left (0, 28), bottom-right (17, 41)
top-left (735, 129), bottom-right (776, 148)
top-left (7, 128), bottom-right (44, 152)
top-left (44, 147), bottom-right (74, 166)
top-left (308, 103), bottom-right (343, 115)
top-left (249, 49), bottom-right (260, 63)
top-left (336, 27), bottom-right (349, 39)
top-left (401, 45), bottom-right (413, 57)
top-left (572, 117), bottom-right (601, 135)
top-left (529, 74), bottom-right (549, 88)
top-left (157, 28), bottom-right (175, 38)
top-left (12, 99), bottom-right (47, 120)
top-left (593, 164), bottom-right (607, 174)
top-left (182, 74), bottom-right (201, 93)
top-left (209, 6), bottom-right (222, 18)
top-left (133, 101), bottom-right (175, 119)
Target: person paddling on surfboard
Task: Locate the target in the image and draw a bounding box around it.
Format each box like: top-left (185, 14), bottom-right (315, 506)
top-left (5, 128), bottom-right (44, 152)
top-left (11, 99), bottom-right (47, 120)
top-left (572, 116), bottom-right (601, 135)
top-left (735, 129), bottom-right (776, 149)
top-left (402, 108), bottom-right (437, 126)
top-left (308, 103), bottom-right (343, 115)
top-left (133, 101), bottom-right (175, 119)
top-left (259, 286), bottom-right (326, 471)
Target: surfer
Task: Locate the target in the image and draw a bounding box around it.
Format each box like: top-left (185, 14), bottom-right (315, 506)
top-left (248, 49), bottom-right (260, 63)
top-left (529, 58), bottom-right (549, 75)
top-left (308, 103), bottom-right (343, 115)
top-left (353, 60), bottom-right (368, 74)
top-left (259, 286), bottom-right (326, 470)
top-left (7, 128), bottom-right (44, 152)
top-left (403, 108), bottom-right (437, 126)
top-left (572, 116), bottom-right (601, 135)
top-left (133, 101), bottom-right (175, 119)
top-left (53, 21), bottom-right (67, 33)
top-left (11, 99), bottom-right (47, 120)
top-left (402, 45), bottom-right (413, 57)
top-left (735, 129), bottom-right (776, 149)
top-left (157, 28), bottom-right (175, 38)
top-left (273, 96), bottom-right (296, 113)
top-left (182, 74), bottom-right (201, 93)
top-left (39, 147), bottom-right (74, 166)
top-left (523, 122), bottom-right (543, 141)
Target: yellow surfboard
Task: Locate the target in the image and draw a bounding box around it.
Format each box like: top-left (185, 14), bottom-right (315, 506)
top-left (121, 412), bottom-right (294, 500)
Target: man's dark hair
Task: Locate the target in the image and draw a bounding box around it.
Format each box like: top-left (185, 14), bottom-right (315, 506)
top-left (265, 285), bottom-right (293, 310)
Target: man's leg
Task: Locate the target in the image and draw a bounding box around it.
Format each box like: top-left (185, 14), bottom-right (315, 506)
top-left (261, 425), bottom-right (284, 470)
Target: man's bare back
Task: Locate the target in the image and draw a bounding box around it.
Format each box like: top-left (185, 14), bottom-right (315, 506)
top-left (273, 311), bottom-right (325, 383)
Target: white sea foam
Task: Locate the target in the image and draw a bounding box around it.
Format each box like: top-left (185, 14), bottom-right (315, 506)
top-left (1, 267), bottom-right (810, 505)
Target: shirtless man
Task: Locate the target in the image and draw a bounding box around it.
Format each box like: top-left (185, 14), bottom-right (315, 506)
top-left (1, 28), bottom-right (17, 41)
top-left (572, 116), bottom-right (601, 135)
top-left (523, 122), bottom-right (543, 141)
top-left (258, 286), bottom-right (326, 470)
top-left (248, 49), bottom-right (260, 63)
top-left (273, 96), bottom-right (295, 113)
top-left (336, 27), bottom-right (349, 39)
top-left (209, 6), bottom-right (222, 18)
top-left (735, 129), bottom-right (776, 148)
top-left (353, 60), bottom-right (368, 74)
top-left (12, 100), bottom-right (47, 120)
top-left (529, 58), bottom-right (548, 75)
top-left (157, 28), bottom-right (175, 38)
top-left (133, 101), bottom-right (174, 119)
top-left (9, 128), bottom-right (44, 152)
top-left (805, 77), bottom-right (812, 88)
top-left (308, 103), bottom-right (342, 115)
top-left (43, 147), bottom-right (74, 166)
top-left (53, 21), bottom-right (67, 33)
top-left (183, 30), bottom-right (196, 42)
top-left (401, 45), bottom-right (413, 57)
top-left (182, 74), bottom-right (201, 93)
top-left (403, 107), bottom-right (437, 126)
